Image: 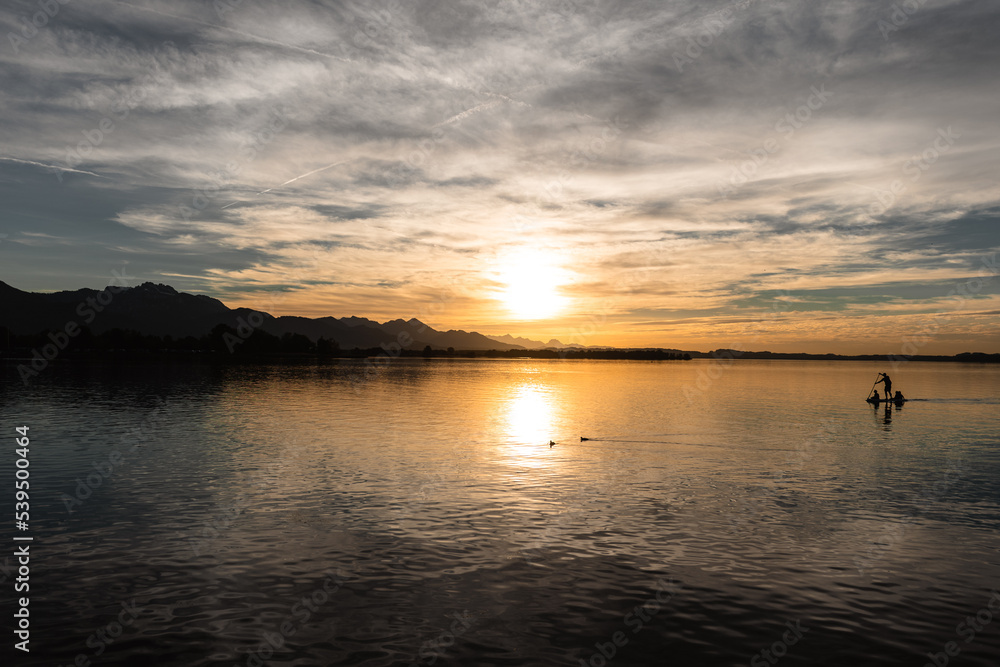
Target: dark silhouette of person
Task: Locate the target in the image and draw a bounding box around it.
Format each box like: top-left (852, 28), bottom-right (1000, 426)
top-left (876, 372), bottom-right (893, 401)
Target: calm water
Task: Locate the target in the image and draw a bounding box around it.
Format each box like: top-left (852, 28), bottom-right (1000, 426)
top-left (2, 358), bottom-right (999, 666)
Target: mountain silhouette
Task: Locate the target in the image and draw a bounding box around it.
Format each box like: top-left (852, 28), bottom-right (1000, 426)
top-left (486, 333), bottom-right (589, 349)
top-left (0, 280), bottom-right (525, 351)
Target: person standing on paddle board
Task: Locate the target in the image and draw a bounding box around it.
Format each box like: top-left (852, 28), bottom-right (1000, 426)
top-left (875, 372), bottom-right (892, 401)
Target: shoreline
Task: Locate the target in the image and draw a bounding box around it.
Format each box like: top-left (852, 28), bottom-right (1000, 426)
top-left (1, 349), bottom-right (997, 364)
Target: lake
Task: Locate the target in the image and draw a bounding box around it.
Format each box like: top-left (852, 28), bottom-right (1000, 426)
top-left (3, 358), bottom-right (999, 666)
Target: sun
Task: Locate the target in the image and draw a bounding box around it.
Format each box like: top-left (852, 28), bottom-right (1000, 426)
top-left (497, 248), bottom-right (569, 320)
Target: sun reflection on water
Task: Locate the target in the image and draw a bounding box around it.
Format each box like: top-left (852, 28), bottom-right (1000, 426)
top-left (502, 384), bottom-right (557, 466)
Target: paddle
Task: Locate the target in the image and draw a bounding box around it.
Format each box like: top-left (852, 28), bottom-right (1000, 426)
top-left (868, 374), bottom-right (880, 400)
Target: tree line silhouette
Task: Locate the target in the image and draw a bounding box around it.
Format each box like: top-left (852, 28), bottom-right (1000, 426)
top-left (0, 324), bottom-right (339, 356)
top-left (0, 325), bottom-right (693, 360)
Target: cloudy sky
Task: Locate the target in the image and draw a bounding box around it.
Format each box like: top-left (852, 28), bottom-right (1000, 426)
top-left (1, 0), bottom-right (998, 353)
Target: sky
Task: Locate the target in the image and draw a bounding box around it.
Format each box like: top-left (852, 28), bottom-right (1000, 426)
top-left (1, 0), bottom-right (998, 354)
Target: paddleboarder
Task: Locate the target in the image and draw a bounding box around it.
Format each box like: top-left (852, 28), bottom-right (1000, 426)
top-left (875, 372), bottom-right (892, 401)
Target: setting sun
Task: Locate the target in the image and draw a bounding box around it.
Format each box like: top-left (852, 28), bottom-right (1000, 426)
top-left (497, 248), bottom-right (570, 320)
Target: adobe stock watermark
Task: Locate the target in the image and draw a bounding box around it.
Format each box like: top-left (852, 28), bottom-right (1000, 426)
top-left (381, 125), bottom-right (448, 189)
top-left (345, 275), bottom-right (466, 390)
top-left (59, 397), bottom-right (172, 514)
top-left (383, 64), bottom-right (535, 192)
top-left (865, 126), bottom-right (960, 220)
top-left (386, 468), bottom-right (477, 531)
top-left (16, 267), bottom-right (137, 384)
top-left (57, 599), bottom-right (143, 667)
top-left (346, 325), bottom-right (427, 387)
top-left (182, 480), bottom-right (261, 558)
top-left (672, 0), bottom-right (760, 72)
top-left (750, 619), bottom-right (810, 667)
top-left (219, 310), bottom-right (268, 352)
top-left (923, 590), bottom-right (1000, 667)
top-left (532, 115), bottom-right (628, 217)
top-left (219, 243), bottom-right (335, 354)
top-left (507, 472), bottom-right (639, 563)
top-left (888, 252), bottom-right (996, 370)
top-left (235, 570), bottom-right (355, 667)
top-left (508, 113), bottom-right (632, 349)
top-left (726, 417), bottom-right (841, 531)
top-left (180, 107), bottom-right (289, 221)
top-left (877, 0), bottom-right (931, 40)
top-left (577, 577), bottom-right (683, 666)
top-left (717, 84), bottom-right (834, 198)
top-left (407, 609), bottom-right (477, 667)
top-left (854, 458), bottom-right (965, 575)
top-left (551, 240), bottom-right (676, 352)
top-left (183, 433), bottom-right (311, 556)
top-left (684, 290), bottom-right (792, 403)
top-left (511, 112), bottom-right (629, 238)
top-left (213, 0), bottom-right (405, 57)
top-left (6, 0), bottom-right (72, 54)
top-left (347, 0), bottom-right (409, 53)
top-left (55, 41), bottom-right (177, 183)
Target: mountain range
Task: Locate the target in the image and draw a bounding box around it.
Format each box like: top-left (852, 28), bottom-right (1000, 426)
top-left (487, 333), bottom-right (587, 349)
top-left (0, 280), bottom-right (551, 351)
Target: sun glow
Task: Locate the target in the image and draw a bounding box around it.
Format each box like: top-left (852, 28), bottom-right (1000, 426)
top-left (501, 384), bottom-right (557, 467)
top-left (506, 385), bottom-right (554, 444)
top-left (497, 248), bottom-right (570, 320)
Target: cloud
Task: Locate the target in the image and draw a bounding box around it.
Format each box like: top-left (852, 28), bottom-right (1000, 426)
top-left (0, 0), bottom-right (998, 351)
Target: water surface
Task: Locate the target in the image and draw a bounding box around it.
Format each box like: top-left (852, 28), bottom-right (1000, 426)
top-left (3, 358), bottom-right (999, 666)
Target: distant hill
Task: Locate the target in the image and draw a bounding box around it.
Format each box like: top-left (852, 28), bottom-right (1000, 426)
top-left (374, 318), bottom-right (520, 351)
top-left (0, 280), bottom-right (525, 351)
top-left (0, 280), bottom-right (257, 338)
top-left (487, 333), bottom-right (588, 349)
top-left (689, 348), bottom-right (1000, 363)
top-left (254, 315), bottom-right (415, 350)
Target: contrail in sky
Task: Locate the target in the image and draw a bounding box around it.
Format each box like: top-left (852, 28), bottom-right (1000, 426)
top-left (221, 160), bottom-right (348, 208)
top-left (481, 91), bottom-right (532, 108)
top-left (113, 2), bottom-right (354, 63)
top-left (257, 160), bottom-right (347, 194)
top-left (0, 157), bottom-right (108, 179)
top-left (433, 100), bottom-right (503, 129)
top-left (433, 88), bottom-right (535, 129)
